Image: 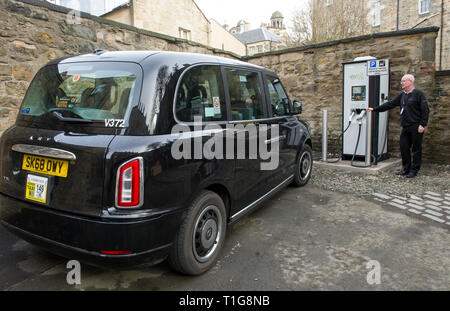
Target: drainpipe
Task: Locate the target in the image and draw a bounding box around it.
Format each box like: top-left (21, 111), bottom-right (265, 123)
top-left (396, 0), bottom-right (400, 31)
top-left (130, 0), bottom-right (135, 28)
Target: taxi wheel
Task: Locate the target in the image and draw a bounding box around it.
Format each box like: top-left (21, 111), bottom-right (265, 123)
top-left (291, 144), bottom-right (313, 187)
top-left (168, 190), bottom-right (227, 275)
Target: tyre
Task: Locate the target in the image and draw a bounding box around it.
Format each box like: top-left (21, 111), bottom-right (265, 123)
top-left (291, 144), bottom-right (313, 187)
top-left (168, 190), bottom-right (227, 275)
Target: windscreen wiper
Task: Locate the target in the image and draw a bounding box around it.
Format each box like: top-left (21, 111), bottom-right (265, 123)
top-left (51, 111), bottom-right (93, 123)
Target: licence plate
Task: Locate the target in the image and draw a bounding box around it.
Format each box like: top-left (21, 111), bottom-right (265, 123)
top-left (22, 154), bottom-right (69, 177)
top-left (26, 174), bottom-right (48, 203)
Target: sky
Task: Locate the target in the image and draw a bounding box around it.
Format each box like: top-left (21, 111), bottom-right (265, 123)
top-left (193, 0), bottom-right (308, 31)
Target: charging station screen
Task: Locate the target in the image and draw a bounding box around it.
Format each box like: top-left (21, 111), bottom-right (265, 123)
top-left (352, 86), bottom-right (366, 101)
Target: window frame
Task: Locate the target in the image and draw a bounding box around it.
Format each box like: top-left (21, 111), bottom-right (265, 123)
top-left (222, 65), bottom-right (269, 123)
top-left (418, 0), bottom-right (430, 15)
top-left (17, 61), bottom-right (144, 130)
top-left (262, 72), bottom-right (292, 118)
top-left (172, 63), bottom-right (228, 125)
top-left (173, 64), bottom-right (279, 126)
top-left (179, 27), bottom-right (191, 41)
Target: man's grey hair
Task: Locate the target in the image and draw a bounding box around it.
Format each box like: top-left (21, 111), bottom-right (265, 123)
top-left (402, 74), bottom-right (415, 83)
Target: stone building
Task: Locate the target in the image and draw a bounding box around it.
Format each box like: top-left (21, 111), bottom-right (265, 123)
top-left (99, 0), bottom-right (246, 56)
top-left (231, 11), bottom-right (291, 56)
top-left (321, 0), bottom-right (449, 70)
top-left (234, 27), bottom-right (281, 56)
top-left (266, 11), bottom-right (291, 49)
top-left (229, 20), bottom-right (252, 35)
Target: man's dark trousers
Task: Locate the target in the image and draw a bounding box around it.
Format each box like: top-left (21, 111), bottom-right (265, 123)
top-left (400, 124), bottom-right (424, 173)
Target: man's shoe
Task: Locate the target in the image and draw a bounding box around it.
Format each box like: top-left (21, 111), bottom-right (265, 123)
top-left (395, 169), bottom-right (409, 176)
top-left (406, 171), bottom-right (417, 178)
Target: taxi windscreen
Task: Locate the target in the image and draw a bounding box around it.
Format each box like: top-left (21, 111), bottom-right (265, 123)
top-left (18, 62), bottom-right (142, 123)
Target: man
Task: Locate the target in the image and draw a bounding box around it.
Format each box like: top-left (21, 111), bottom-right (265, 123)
top-left (368, 74), bottom-right (429, 178)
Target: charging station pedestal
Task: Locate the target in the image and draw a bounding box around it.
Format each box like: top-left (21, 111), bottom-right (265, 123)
top-left (342, 57), bottom-right (390, 164)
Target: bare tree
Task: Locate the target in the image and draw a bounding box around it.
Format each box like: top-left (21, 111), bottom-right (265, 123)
top-left (289, 0), bottom-right (370, 46)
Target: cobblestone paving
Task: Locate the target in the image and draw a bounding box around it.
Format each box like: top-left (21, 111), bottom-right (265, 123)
top-left (311, 161), bottom-right (450, 229)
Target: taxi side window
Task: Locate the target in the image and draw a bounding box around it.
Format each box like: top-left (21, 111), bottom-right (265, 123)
top-left (265, 76), bottom-right (290, 117)
top-left (225, 69), bottom-right (264, 121)
top-left (175, 65), bottom-right (226, 122)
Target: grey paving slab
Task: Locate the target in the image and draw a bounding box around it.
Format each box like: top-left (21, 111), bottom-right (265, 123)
top-left (409, 195), bottom-right (423, 201)
top-left (407, 209), bottom-right (422, 215)
top-left (426, 205), bottom-right (442, 212)
top-left (391, 195), bottom-right (408, 201)
top-left (425, 200), bottom-right (441, 206)
top-left (422, 214), bottom-right (446, 223)
top-left (392, 199), bottom-right (407, 205)
top-left (408, 199), bottom-right (424, 205)
top-left (425, 191), bottom-right (442, 197)
top-left (388, 202), bottom-right (407, 210)
top-left (424, 210), bottom-right (444, 217)
top-left (406, 203), bottom-right (425, 210)
top-left (373, 193), bottom-right (392, 200)
top-left (424, 195), bottom-right (444, 202)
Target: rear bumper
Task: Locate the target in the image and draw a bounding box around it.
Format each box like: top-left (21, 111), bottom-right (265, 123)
top-left (0, 193), bottom-right (183, 268)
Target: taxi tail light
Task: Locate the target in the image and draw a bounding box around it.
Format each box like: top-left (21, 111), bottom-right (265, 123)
top-left (116, 157), bottom-right (144, 208)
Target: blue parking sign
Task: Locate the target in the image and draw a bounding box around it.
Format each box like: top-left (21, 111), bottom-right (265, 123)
top-left (370, 61), bottom-right (377, 68)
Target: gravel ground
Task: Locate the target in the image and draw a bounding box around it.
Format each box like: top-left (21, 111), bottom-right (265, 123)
top-left (310, 159), bottom-right (450, 199)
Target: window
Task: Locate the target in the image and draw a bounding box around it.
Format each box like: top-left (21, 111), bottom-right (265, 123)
top-left (175, 66), bottom-right (226, 122)
top-left (373, 0), bottom-right (381, 26)
top-left (265, 76), bottom-right (290, 117)
top-left (179, 28), bottom-right (191, 41)
top-left (257, 45), bottom-right (263, 53)
top-left (225, 69), bottom-right (264, 120)
top-left (419, 0), bottom-right (430, 14)
top-left (19, 62), bottom-right (141, 121)
top-left (326, 0), bottom-right (334, 6)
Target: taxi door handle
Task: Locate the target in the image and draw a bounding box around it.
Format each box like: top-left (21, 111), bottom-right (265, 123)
top-left (264, 135), bottom-right (286, 145)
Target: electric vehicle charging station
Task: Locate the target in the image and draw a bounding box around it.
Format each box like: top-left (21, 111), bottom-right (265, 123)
top-left (342, 57), bottom-right (390, 165)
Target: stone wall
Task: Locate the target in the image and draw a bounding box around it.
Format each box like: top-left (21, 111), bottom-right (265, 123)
top-left (246, 27), bottom-right (450, 164)
top-left (0, 0), bottom-right (239, 134)
top-left (0, 1), bottom-right (447, 164)
top-left (433, 71), bottom-right (450, 162)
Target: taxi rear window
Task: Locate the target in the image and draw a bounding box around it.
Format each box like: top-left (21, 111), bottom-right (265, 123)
top-left (19, 62), bottom-right (142, 122)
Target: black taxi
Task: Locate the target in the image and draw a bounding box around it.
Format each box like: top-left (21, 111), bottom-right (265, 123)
top-left (0, 51), bottom-right (312, 275)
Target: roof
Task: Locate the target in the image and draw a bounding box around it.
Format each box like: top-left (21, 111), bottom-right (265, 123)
top-left (236, 19), bottom-right (249, 26)
top-left (271, 11), bottom-right (283, 19)
top-left (51, 50), bottom-right (264, 70)
top-left (57, 51), bottom-right (160, 65)
top-left (100, 1), bottom-right (130, 17)
top-left (234, 28), bottom-right (280, 44)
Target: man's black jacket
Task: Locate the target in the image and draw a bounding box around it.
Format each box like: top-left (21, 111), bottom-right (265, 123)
top-left (373, 89), bottom-right (430, 128)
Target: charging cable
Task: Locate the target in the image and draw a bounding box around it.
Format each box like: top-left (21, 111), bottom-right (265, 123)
top-left (314, 111), bottom-right (354, 163)
top-left (351, 111), bottom-right (376, 168)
